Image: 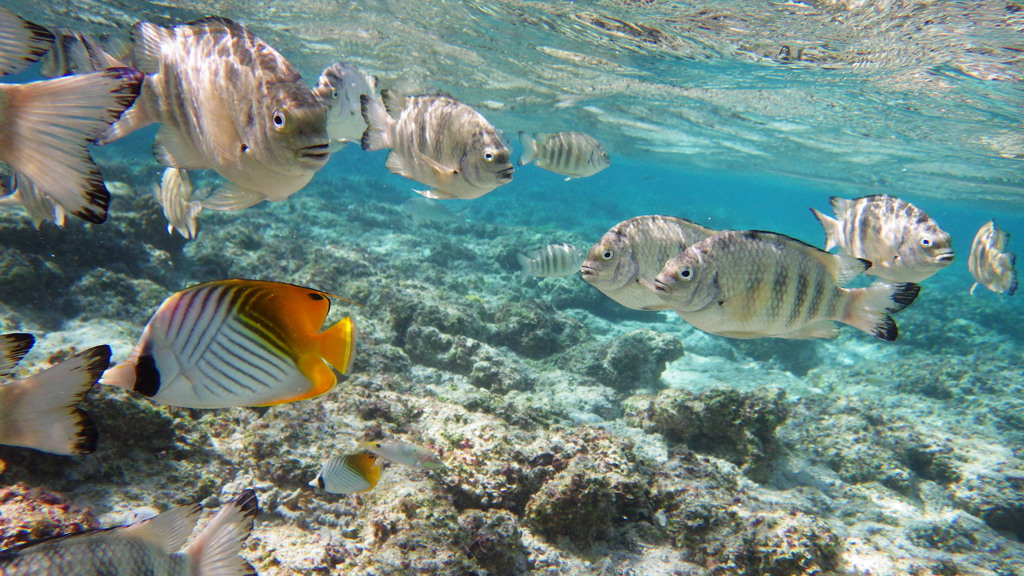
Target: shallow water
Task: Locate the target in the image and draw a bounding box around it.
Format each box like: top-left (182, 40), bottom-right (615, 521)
top-left (1, 1), bottom-right (1023, 575)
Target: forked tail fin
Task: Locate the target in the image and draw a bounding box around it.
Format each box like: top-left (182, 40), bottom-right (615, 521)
top-left (184, 489), bottom-right (259, 576)
top-left (842, 282), bottom-right (920, 341)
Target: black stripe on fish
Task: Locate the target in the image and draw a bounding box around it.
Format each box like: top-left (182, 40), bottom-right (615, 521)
top-left (133, 340), bottom-right (162, 398)
top-left (787, 270), bottom-right (809, 327)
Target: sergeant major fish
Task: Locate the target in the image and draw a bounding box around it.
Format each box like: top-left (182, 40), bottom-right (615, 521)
top-left (810, 194), bottom-right (954, 282)
top-left (968, 220), bottom-right (1017, 296)
top-left (39, 28), bottom-right (129, 78)
top-left (98, 17), bottom-right (331, 211)
top-left (517, 131), bottom-right (609, 180)
top-left (0, 489), bottom-right (258, 576)
top-left (581, 215), bottom-right (716, 311)
top-left (101, 279), bottom-right (356, 409)
top-left (310, 452), bottom-right (382, 495)
top-left (361, 90), bottom-right (513, 199)
top-left (0, 7), bottom-right (142, 224)
top-left (0, 333), bottom-right (110, 455)
top-left (653, 230), bottom-right (920, 341)
top-left (517, 242), bottom-right (584, 282)
top-left (312, 62), bottom-right (376, 152)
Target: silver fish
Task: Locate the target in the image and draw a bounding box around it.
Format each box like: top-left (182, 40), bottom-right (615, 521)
top-left (39, 28), bottom-right (129, 78)
top-left (361, 90), bottom-right (513, 199)
top-left (810, 194), bottom-right (954, 282)
top-left (356, 440), bottom-right (443, 470)
top-left (0, 333), bottom-right (110, 455)
top-left (99, 17), bottom-right (330, 211)
top-left (517, 131), bottom-right (609, 180)
top-left (516, 242), bottom-right (584, 282)
top-left (312, 62), bottom-right (376, 152)
top-left (581, 215), bottom-right (716, 311)
top-left (154, 167), bottom-right (203, 240)
top-left (0, 489), bottom-right (258, 576)
top-left (968, 220), bottom-right (1017, 296)
top-left (0, 8), bottom-right (142, 224)
top-left (652, 230), bottom-right (920, 341)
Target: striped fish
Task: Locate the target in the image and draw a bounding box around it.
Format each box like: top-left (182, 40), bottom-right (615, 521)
top-left (361, 90), bottom-right (514, 199)
top-left (581, 215), bottom-right (716, 311)
top-left (652, 230), bottom-right (920, 341)
top-left (517, 131), bottom-right (609, 180)
top-left (102, 279), bottom-right (356, 408)
top-left (968, 220), bottom-right (1017, 296)
top-left (0, 334), bottom-right (110, 455)
top-left (0, 489), bottom-right (258, 576)
top-left (810, 194), bottom-right (954, 283)
top-left (38, 28), bottom-right (129, 78)
top-left (154, 167), bottom-right (203, 240)
top-left (516, 242), bottom-right (583, 282)
top-left (312, 62), bottom-right (376, 152)
top-left (310, 452), bottom-right (382, 495)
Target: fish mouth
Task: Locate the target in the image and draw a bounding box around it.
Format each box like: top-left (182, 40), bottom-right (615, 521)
top-left (298, 143), bottom-right (331, 163)
top-left (580, 266), bottom-right (597, 280)
top-left (652, 279), bottom-right (670, 295)
top-left (496, 167), bottom-right (514, 180)
top-left (935, 252), bottom-right (955, 263)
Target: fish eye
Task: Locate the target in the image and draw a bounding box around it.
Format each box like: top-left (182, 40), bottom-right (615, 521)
top-left (332, 89), bottom-right (339, 98)
top-left (676, 266), bottom-right (694, 281)
top-left (921, 238), bottom-right (932, 247)
top-left (272, 110), bottom-right (287, 130)
top-left (601, 249), bottom-right (614, 260)
top-left (484, 152), bottom-right (494, 161)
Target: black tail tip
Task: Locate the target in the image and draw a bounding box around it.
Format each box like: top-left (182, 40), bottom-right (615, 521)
top-left (871, 315), bottom-right (898, 342)
top-left (72, 410), bottom-right (98, 454)
top-left (889, 282), bottom-right (921, 312)
top-left (232, 488), bottom-right (259, 519)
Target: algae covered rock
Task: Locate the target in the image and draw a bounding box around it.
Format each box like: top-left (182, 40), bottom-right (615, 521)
top-left (492, 299), bottom-right (589, 359)
top-left (554, 328), bottom-right (684, 391)
top-left (624, 387), bottom-right (788, 482)
top-left (0, 484), bottom-right (98, 549)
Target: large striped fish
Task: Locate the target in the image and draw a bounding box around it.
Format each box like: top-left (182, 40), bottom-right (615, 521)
top-left (968, 220), bottom-right (1017, 296)
top-left (0, 7), bottom-right (143, 225)
top-left (102, 279), bottom-right (356, 408)
top-left (581, 215), bottom-right (716, 311)
top-left (810, 194), bottom-right (954, 283)
top-left (517, 131), bottom-right (609, 180)
top-left (0, 489), bottom-right (257, 576)
top-left (361, 90), bottom-right (513, 200)
top-left (310, 452), bottom-right (381, 495)
top-left (652, 230), bottom-right (920, 340)
top-left (98, 17), bottom-right (330, 211)
top-left (516, 242), bottom-right (583, 282)
top-left (0, 334), bottom-right (110, 455)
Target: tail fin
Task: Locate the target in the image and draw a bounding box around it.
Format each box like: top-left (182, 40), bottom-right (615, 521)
top-left (184, 489), bottom-right (258, 576)
top-left (0, 332), bottom-right (34, 376)
top-left (809, 207), bottom-right (841, 251)
top-left (360, 93), bottom-right (392, 151)
top-left (517, 131), bottom-right (538, 166)
top-left (317, 316), bottom-right (356, 375)
top-left (516, 252), bottom-right (533, 282)
top-left (842, 282), bottom-right (920, 341)
top-left (0, 67), bottom-right (142, 223)
top-left (0, 344), bottom-right (110, 455)
top-left (0, 7), bottom-right (54, 76)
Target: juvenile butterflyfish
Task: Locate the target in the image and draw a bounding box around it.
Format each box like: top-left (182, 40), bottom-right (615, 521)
top-left (0, 333), bottom-right (110, 455)
top-left (310, 452), bottom-right (382, 495)
top-left (517, 131), bottom-right (609, 180)
top-left (356, 440), bottom-right (443, 470)
top-left (361, 90), bottom-right (513, 200)
top-left (581, 215), bottom-right (715, 311)
top-left (0, 489), bottom-right (258, 576)
top-left (102, 279), bottom-right (356, 409)
top-left (653, 230), bottom-right (920, 341)
top-left (810, 194), bottom-right (954, 283)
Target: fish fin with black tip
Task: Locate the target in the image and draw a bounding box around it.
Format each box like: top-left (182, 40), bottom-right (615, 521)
top-left (0, 7), bottom-right (54, 76)
top-left (184, 489), bottom-right (259, 576)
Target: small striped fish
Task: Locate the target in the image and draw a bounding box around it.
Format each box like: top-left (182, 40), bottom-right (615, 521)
top-left (102, 279), bottom-right (356, 408)
top-left (968, 220), bottom-right (1017, 296)
top-left (0, 490), bottom-right (258, 576)
top-left (312, 62), bottom-right (376, 151)
top-left (516, 242), bottom-right (583, 282)
top-left (154, 167), bottom-right (203, 240)
top-left (0, 334), bottom-right (110, 455)
top-left (811, 194), bottom-right (954, 283)
top-left (517, 131), bottom-right (609, 180)
top-left (361, 90), bottom-right (513, 200)
top-left (310, 452), bottom-right (382, 495)
top-left (581, 215), bottom-right (716, 311)
top-left (653, 230), bottom-right (920, 341)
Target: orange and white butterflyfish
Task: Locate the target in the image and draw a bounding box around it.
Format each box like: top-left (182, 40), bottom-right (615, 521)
top-left (101, 279), bottom-right (356, 408)
top-left (309, 452), bottom-right (381, 495)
